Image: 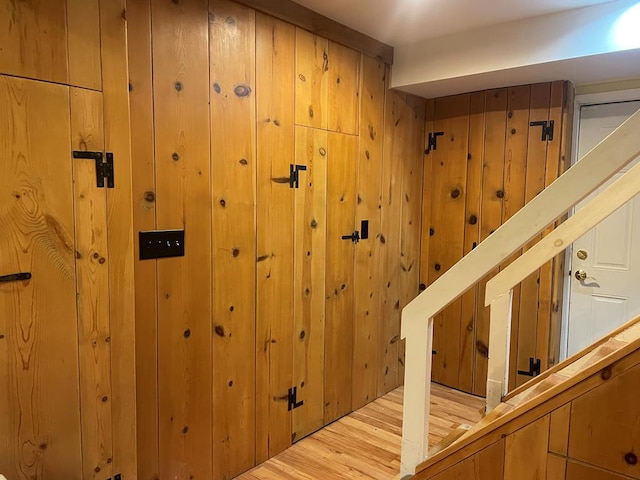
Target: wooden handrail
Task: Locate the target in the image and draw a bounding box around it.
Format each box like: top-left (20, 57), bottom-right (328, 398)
top-left (399, 107), bottom-right (640, 478)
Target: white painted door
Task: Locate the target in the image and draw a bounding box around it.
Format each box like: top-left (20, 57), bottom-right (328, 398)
top-left (567, 100), bottom-right (640, 355)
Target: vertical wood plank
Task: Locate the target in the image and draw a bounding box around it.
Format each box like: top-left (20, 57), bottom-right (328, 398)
top-left (66, 0), bottom-right (102, 90)
top-left (547, 454), bottom-right (567, 480)
top-left (293, 126), bottom-right (327, 440)
top-left (398, 93), bottom-right (426, 384)
top-left (516, 82), bottom-right (551, 388)
top-left (420, 98), bottom-right (435, 302)
top-left (379, 86), bottom-right (405, 396)
top-left (210, 1), bottom-right (257, 477)
top-left (255, 12), bottom-right (296, 462)
top-left (126, 0), bottom-right (159, 478)
top-left (295, 29), bottom-right (328, 129)
top-left (70, 87), bottom-right (113, 480)
top-left (474, 88), bottom-right (507, 396)
top-left (502, 85), bottom-right (531, 390)
top-left (431, 439), bottom-right (505, 480)
top-left (324, 131), bottom-right (358, 423)
top-left (0, 75), bottom-right (82, 480)
top-left (459, 91), bottom-right (485, 393)
top-left (538, 80), bottom-right (568, 371)
top-left (352, 56), bottom-right (386, 409)
top-left (327, 42), bottom-right (360, 135)
top-left (0, 0), bottom-right (68, 83)
top-left (549, 402), bottom-right (571, 455)
top-left (504, 415), bottom-right (550, 480)
top-left (100, 0), bottom-right (138, 477)
top-left (428, 94), bottom-right (470, 388)
top-left (151, 0), bottom-right (212, 478)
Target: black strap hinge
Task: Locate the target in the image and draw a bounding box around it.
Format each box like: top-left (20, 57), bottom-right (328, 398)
top-left (518, 357), bottom-right (541, 377)
top-left (287, 386), bottom-right (303, 411)
top-left (425, 131), bottom-right (444, 154)
top-left (73, 151), bottom-right (115, 188)
top-left (530, 120), bottom-right (554, 141)
top-left (289, 164), bottom-right (307, 188)
top-left (107, 474), bottom-right (122, 480)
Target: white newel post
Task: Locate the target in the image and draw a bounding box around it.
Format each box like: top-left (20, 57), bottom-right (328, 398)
top-left (400, 317), bottom-right (434, 478)
top-left (486, 290), bottom-right (513, 412)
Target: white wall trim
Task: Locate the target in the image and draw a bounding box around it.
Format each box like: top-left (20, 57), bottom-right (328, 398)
top-left (560, 87), bottom-right (640, 361)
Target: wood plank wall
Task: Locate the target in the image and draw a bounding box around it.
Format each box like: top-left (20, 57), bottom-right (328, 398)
top-left (127, 1), bottom-right (425, 478)
top-left (420, 82), bottom-right (573, 396)
top-left (0, 0), bottom-right (137, 478)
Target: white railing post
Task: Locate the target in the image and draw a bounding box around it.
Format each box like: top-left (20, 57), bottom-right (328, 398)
top-left (486, 290), bottom-right (513, 412)
top-left (400, 317), bottom-right (434, 478)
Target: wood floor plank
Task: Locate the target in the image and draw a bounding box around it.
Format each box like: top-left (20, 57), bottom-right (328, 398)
top-left (236, 383), bottom-right (484, 480)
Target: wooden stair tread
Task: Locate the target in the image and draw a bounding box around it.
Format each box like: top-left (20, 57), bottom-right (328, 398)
top-left (427, 424), bottom-right (472, 457)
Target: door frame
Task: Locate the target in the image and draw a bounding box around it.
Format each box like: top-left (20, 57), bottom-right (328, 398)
top-left (560, 87), bottom-right (640, 361)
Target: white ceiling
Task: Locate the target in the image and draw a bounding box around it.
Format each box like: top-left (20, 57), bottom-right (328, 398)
top-left (292, 0), bottom-right (616, 46)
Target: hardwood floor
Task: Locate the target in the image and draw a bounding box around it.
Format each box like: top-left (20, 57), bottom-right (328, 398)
top-left (235, 384), bottom-right (484, 479)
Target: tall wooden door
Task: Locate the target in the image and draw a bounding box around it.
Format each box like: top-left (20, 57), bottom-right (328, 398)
top-left (0, 75), bottom-right (115, 479)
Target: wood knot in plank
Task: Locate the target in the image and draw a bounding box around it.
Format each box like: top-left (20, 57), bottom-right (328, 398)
top-left (234, 84), bottom-right (251, 97)
top-left (476, 341), bottom-right (489, 357)
top-left (215, 325), bottom-right (225, 337)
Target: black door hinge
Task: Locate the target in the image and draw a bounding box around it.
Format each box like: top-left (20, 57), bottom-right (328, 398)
top-left (287, 386), bottom-right (304, 411)
top-left (425, 131), bottom-right (444, 154)
top-left (289, 164), bottom-right (307, 188)
top-left (530, 120), bottom-right (554, 141)
top-left (518, 357), bottom-right (541, 377)
top-left (106, 474), bottom-right (122, 480)
top-left (73, 151), bottom-right (115, 188)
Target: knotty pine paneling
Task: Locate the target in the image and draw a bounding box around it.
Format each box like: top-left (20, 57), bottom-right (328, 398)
top-left (421, 82), bottom-right (572, 395)
top-left (352, 56), bottom-right (386, 409)
top-left (255, 12), bottom-right (296, 462)
top-left (151, 0), bottom-right (213, 478)
top-left (0, 75), bottom-right (82, 480)
top-left (327, 42), bottom-right (361, 135)
top-left (210, 1), bottom-right (257, 477)
top-left (70, 87), bottom-right (113, 480)
top-left (295, 28), bottom-right (329, 129)
top-left (293, 126), bottom-right (327, 441)
top-left (127, 0), bottom-right (159, 477)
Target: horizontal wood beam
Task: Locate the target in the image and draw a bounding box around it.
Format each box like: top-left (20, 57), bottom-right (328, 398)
top-left (232, 0), bottom-right (394, 63)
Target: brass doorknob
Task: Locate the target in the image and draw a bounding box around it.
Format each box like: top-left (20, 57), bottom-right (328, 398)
top-left (575, 269), bottom-right (587, 281)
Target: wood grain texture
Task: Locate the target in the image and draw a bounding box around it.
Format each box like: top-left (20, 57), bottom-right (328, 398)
top-left (231, 0), bottom-right (393, 63)
top-left (100, 1), bottom-right (139, 476)
top-left (459, 91), bottom-right (485, 393)
top-left (429, 94), bottom-right (470, 388)
top-left (379, 87), bottom-right (407, 396)
top-left (504, 415), bottom-right (550, 480)
top-left (70, 87), bottom-right (113, 480)
top-left (210, 1), bottom-right (257, 477)
top-left (549, 402), bottom-right (571, 455)
top-left (566, 460), bottom-right (633, 480)
top-left (151, 0), bottom-right (213, 477)
top-left (324, 132), bottom-right (358, 424)
top-left (502, 85), bottom-right (530, 391)
top-left (66, 0), bottom-right (102, 90)
top-left (238, 384), bottom-right (484, 480)
top-left (547, 454), bottom-right (567, 480)
top-left (569, 360), bottom-right (640, 478)
top-left (474, 88), bottom-right (508, 397)
top-left (255, 12), bottom-right (296, 462)
top-left (352, 56), bottom-right (386, 410)
top-left (328, 42), bottom-right (361, 135)
top-left (0, 75), bottom-right (81, 479)
top-left (398, 93), bottom-right (426, 384)
top-left (0, 0), bottom-right (68, 83)
top-left (295, 29), bottom-right (328, 129)
top-left (293, 126), bottom-right (327, 441)
top-left (431, 439), bottom-right (505, 480)
top-left (126, 1), bottom-right (159, 478)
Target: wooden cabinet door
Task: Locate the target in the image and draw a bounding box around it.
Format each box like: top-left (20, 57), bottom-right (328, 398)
top-left (0, 75), bottom-right (114, 479)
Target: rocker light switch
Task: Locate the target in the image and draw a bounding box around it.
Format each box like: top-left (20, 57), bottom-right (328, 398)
top-left (139, 230), bottom-right (185, 260)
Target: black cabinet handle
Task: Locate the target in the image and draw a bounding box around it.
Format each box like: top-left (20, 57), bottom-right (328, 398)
top-left (0, 272), bottom-right (32, 283)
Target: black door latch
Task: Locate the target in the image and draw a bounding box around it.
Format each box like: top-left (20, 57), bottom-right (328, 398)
top-left (73, 151), bottom-right (115, 188)
top-left (289, 164), bottom-right (307, 188)
top-left (342, 230), bottom-right (360, 244)
top-left (425, 131), bottom-right (445, 154)
top-left (288, 386), bottom-right (304, 411)
top-left (530, 120), bottom-right (554, 141)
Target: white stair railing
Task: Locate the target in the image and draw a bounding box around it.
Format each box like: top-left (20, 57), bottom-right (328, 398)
top-left (400, 108), bottom-right (640, 478)
top-left (485, 159), bottom-right (640, 411)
